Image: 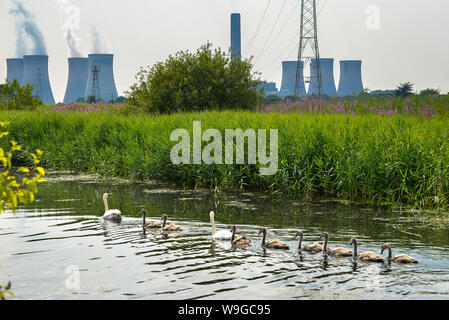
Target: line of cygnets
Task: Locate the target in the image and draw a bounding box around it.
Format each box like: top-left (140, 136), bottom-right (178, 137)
top-left (101, 193), bottom-right (418, 264)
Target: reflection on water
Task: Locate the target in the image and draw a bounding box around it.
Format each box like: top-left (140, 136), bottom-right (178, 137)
top-left (1, 173), bottom-right (449, 300)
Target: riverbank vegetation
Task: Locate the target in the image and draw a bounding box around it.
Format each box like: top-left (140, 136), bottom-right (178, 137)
top-left (1, 110), bottom-right (448, 211)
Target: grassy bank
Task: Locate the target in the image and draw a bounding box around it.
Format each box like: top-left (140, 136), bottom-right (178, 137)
top-left (1, 110), bottom-right (448, 210)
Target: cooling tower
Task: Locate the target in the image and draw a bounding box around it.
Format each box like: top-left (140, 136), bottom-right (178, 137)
top-left (63, 58), bottom-right (89, 104)
top-left (308, 58), bottom-right (337, 96)
top-left (84, 54), bottom-right (118, 102)
top-left (6, 58), bottom-right (24, 84)
top-left (338, 60), bottom-right (364, 96)
top-left (22, 55), bottom-right (55, 105)
top-left (231, 13), bottom-right (241, 59)
top-left (280, 61), bottom-right (306, 96)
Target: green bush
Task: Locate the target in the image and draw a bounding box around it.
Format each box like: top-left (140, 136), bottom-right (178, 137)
top-left (126, 42), bottom-right (263, 113)
top-left (0, 80), bottom-right (41, 111)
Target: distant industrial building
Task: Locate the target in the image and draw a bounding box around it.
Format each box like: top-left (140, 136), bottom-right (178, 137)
top-left (338, 60), bottom-right (364, 96)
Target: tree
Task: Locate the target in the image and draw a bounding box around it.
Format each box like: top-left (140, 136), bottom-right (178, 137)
top-left (0, 80), bottom-right (41, 111)
top-left (0, 120), bottom-right (46, 300)
top-left (126, 42), bottom-right (263, 113)
top-left (394, 82), bottom-right (415, 97)
top-left (420, 88), bottom-right (440, 96)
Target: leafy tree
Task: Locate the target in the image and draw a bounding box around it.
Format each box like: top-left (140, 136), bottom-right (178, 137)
top-left (126, 42), bottom-right (262, 113)
top-left (420, 88), bottom-right (440, 96)
top-left (87, 95), bottom-right (97, 104)
top-left (0, 120), bottom-right (46, 299)
top-left (394, 82), bottom-right (415, 97)
top-left (0, 80), bottom-right (41, 111)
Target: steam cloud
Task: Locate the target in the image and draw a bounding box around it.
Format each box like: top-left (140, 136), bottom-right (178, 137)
top-left (91, 27), bottom-right (112, 54)
top-left (54, 0), bottom-right (85, 57)
top-left (10, 0), bottom-right (48, 56)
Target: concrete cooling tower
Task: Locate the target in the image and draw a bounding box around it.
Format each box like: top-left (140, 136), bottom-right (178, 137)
top-left (7, 58), bottom-right (24, 84)
top-left (84, 54), bottom-right (118, 102)
top-left (231, 13), bottom-right (241, 59)
top-left (338, 60), bottom-right (364, 96)
top-left (22, 55), bottom-right (55, 105)
top-left (63, 58), bottom-right (89, 104)
top-left (308, 58), bottom-right (337, 96)
top-left (280, 61), bottom-right (306, 96)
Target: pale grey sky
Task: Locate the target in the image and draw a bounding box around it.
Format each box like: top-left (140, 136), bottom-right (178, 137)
top-left (1, 0), bottom-right (449, 102)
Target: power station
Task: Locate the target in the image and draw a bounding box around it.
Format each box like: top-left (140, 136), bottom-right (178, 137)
top-left (338, 60), bottom-right (364, 96)
top-left (6, 58), bottom-right (24, 84)
top-left (281, 61), bottom-right (305, 96)
top-left (84, 54), bottom-right (118, 102)
top-left (308, 58), bottom-right (336, 96)
top-left (22, 55), bottom-right (55, 105)
top-left (63, 57), bottom-right (89, 104)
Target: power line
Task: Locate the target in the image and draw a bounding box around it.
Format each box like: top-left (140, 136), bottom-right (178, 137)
top-left (262, 30), bottom-right (300, 76)
top-left (253, 0), bottom-right (288, 65)
top-left (244, 0), bottom-right (272, 56)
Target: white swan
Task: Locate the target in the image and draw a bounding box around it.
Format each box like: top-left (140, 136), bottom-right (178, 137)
top-left (102, 193), bottom-right (122, 222)
top-left (210, 211), bottom-right (232, 240)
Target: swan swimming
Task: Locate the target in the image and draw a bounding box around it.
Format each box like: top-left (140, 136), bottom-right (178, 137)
top-left (210, 211), bottom-right (232, 240)
top-left (102, 193), bottom-right (122, 222)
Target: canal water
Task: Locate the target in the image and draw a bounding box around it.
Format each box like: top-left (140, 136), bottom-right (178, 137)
top-left (1, 173), bottom-right (449, 300)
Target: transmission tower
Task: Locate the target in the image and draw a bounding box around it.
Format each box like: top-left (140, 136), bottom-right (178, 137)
top-left (294, 0), bottom-right (322, 97)
top-left (91, 65), bottom-right (101, 102)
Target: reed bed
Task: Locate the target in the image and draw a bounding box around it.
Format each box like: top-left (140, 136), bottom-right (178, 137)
top-left (1, 110), bottom-right (448, 210)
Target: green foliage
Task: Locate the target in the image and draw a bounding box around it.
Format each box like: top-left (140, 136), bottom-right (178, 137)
top-left (0, 121), bottom-right (46, 214)
top-left (0, 120), bottom-right (46, 300)
top-left (0, 281), bottom-right (14, 300)
top-left (2, 110), bottom-right (448, 211)
top-left (395, 82), bottom-right (415, 97)
top-left (420, 88), bottom-right (441, 96)
top-left (126, 42), bottom-right (262, 113)
top-left (0, 80), bottom-right (42, 111)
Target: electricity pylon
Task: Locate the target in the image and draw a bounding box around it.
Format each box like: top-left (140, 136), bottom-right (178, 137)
top-left (294, 0), bottom-right (322, 97)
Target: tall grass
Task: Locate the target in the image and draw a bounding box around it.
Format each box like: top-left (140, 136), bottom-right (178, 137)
top-left (1, 110), bottom-right (448, 210)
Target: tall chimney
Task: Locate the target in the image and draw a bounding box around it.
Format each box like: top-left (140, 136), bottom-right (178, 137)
top-left (231, 13), bottom-right (241, 59)
top-left (63, 58), bottom-right (89, 104)
top-left (84, 54), bottom-right (118, 102)
top-left (338, 60), bottom-right (364, 96)
top-left (22, 55), bottom-right (55, 105)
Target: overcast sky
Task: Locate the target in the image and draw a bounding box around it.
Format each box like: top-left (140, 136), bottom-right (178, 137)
top-left (1, 0), bottom-right (449, 102)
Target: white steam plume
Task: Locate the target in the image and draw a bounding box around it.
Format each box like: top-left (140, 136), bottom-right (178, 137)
top-left (91, 27), bottom-right (111, 54)
top-left (54, 0), bottom-right (85, 57)
top-left (10, 0), bottom-right (48, 57)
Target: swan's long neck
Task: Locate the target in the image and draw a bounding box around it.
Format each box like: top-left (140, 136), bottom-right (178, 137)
top-left (162, 217), bottom-right (167, 228)
top-left (261, 230), bottom-right (266, 246)
top-left (231, 228), bottom-right (236, 241)
top-left (322, 236), bottom-right (328, 254)
top-left (103, 197), bottom-right (109, 213)
top-left (298, 235), bottom-right (303, 252)
top-left (142, 213), bottom-right (146, 226)
top-left (386, 245), bottom-right (392, 260)
top-left (352, 240), bottom-right (358, 258)
top-left (210, 214), bottom-right (216, 235)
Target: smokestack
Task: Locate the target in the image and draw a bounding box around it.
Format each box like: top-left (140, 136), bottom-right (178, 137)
top-left (84, 54), bottom-right (118, 102)
top-left (231, 13), bottom-right (241, 59)
top-left (338, 60), bottom-right (364, 96)
top-left (22, 55), bottom-right (55, 105)
top-left (308, 58), bottom-right (337, 96)
top-left (7, 58), bottom-right (24, 84)
top-left (280, 61), bottom-right (306, 96)
top-left (63, 57), bottom-right (89, 104)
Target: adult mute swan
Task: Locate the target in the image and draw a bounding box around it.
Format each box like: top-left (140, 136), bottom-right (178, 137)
top-left (102, 193), bottom-right (122, 222)
top-left (210, 211), bottom-right (232, 240)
